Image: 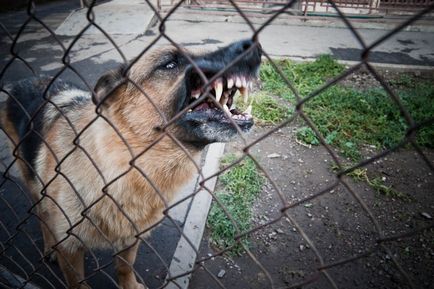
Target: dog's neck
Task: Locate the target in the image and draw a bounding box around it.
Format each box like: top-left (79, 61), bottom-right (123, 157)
top-left (88, 114), bottom-right (201, 200)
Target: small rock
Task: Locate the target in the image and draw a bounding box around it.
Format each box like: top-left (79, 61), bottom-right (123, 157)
top-left (267, 153), bottom-right (281, 158)
top-left (276, 228), bottom-right (284, 234)
top-left (268, 231), bottom-right (278, 240)
top-left (299, 244), bottom-right (305, 251)
top-left (304, 203), bottom-right (313, 208)
top-left (257, 272), bottom-right (266, 282)
top-left (217, 269), bottom-right (226, 278)
top-left (421, 212), bottom-right (432, 219)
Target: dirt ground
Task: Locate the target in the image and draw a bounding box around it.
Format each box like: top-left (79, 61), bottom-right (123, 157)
top-left (189, 111), bottom-right (434, 288)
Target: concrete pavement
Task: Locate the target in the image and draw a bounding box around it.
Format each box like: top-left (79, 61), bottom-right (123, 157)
top-left (162, 13), bottom-right (434, 66)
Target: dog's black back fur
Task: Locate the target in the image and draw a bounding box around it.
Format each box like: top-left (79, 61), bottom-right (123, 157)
top-left (5, 78), bottom-right (84, 175)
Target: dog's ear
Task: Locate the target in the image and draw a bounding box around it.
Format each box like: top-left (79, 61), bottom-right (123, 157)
top-left (93, 64), bottom-right (128, 107)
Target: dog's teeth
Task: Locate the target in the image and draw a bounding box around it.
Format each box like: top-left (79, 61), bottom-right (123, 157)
top-left (235, 77), bottom-right (242, 88)
top-left (215, 80), bottom-right (223, 103)
top-left (240, 86), bottom-right (249, 104)
top-left (231, 92), bottom-right (239, 110)
top-left (223, 104), bottom-right (231, 115)
top-left (192, 91), bottom-right (200, 99)
top-left (243, 104), bottom-right (252, 115)
top-left (220, 92), bottom-right (229, 106)
top-left (188, 109), bottom-right (192, 112)
top-left (227, 78), bottom-right (234, 89)
top-left (230, 102), bottom-right (236, 110)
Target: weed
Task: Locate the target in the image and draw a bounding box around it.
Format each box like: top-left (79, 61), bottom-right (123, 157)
top-left (331, 164), bottom-right (412, 202)
top-left (389, 73), bottom-right (415, 89)
top-left (207, 154), bottom-right (264, 255)
top-left (259, 57), bottom-right (434, 160)
top-left (368, 177), bottom-right (412, 201)
top-left (236, 91), bottom-right (290, 125)
top-left (296, 127), bottom-right (319, 145)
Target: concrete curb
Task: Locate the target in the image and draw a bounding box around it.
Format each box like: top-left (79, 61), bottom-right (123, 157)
top-left (165, 143), bottom-right (225, 289)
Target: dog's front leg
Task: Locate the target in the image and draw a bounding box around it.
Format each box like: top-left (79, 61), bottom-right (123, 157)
top-left (116, 241), bottom-right (146, 289)
top-left (56, 247), bottom-right (89, 289)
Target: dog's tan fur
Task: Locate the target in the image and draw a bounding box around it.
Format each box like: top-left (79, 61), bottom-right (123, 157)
top-left (2, 39), bottom-right (261, 289)
top-left (2, 47), bottom-right (202, 289)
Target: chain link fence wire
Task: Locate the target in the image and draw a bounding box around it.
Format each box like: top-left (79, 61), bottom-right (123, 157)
top-left (0, 0), bottom-right (433, 288)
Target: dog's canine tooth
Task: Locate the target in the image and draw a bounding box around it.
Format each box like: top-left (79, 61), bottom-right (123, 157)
top-left (235, 76), bottom-right (242, 88)
top-left (192, 91), bottom-right (200, 99)
top-left (220, 92), bottom-right (229, 107)
top-left (240, 86), bottom-right (249, 104)
top-left (223, 104), bottom-right (231, 115)
top-left (241, 76), bottom-right (247, 88)
top-left (215, 80), bottom-right (223, 103)
top-left (227, 78), bottom-right (234, 89)
top-left (243, 104), bottom-right (252, 115)
top-left (231, 91), bottom-right (238, 110)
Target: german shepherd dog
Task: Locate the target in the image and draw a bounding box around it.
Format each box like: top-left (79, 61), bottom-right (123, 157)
top-left (0, 39), bottom-right (261, 289)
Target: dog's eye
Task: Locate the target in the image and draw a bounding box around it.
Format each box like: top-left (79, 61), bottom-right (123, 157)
top-left (165, 61), bottom-right (177, 70)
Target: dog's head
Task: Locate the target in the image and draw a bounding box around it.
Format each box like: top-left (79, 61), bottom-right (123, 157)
top-left (94, 39), bottom-right (262, 149)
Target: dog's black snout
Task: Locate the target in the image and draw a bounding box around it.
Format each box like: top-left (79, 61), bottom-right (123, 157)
top-left (192, 39), bottom-right (262, 78)
top-left (231, 39), bottom-right (262, 59)
top-left (234, 39), bottom-right (253, 54)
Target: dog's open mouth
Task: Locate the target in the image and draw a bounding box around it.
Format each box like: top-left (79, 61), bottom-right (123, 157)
top-left (176, 39), bottom-right (261, 145)
top-left (185, 73), bottom-right (255, 127)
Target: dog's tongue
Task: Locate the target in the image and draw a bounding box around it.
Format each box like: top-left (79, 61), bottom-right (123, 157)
top-left (193, 102), bottom-right (210, 111)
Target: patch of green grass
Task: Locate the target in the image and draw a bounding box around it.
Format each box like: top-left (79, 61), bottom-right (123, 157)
top-left (260, 55), bottom-right (345, 97)
top-left (296, 127), bottom-right (319, 145)
top-left (207, 154), bottom-right (264, 255)
top-left (331, 165), bottom-right (412, 201)
top-left (389, 73), bottom-right (415, 88)
top-left (259, 57), bottom-right (434, 160)
top-left (368, 177), bottom-right (412, 201)
top-left (236, 92), bottom-right (290, 125)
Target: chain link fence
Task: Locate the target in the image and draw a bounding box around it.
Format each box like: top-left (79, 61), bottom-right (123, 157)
top-left (0, 0), bottom-right (433, 288)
